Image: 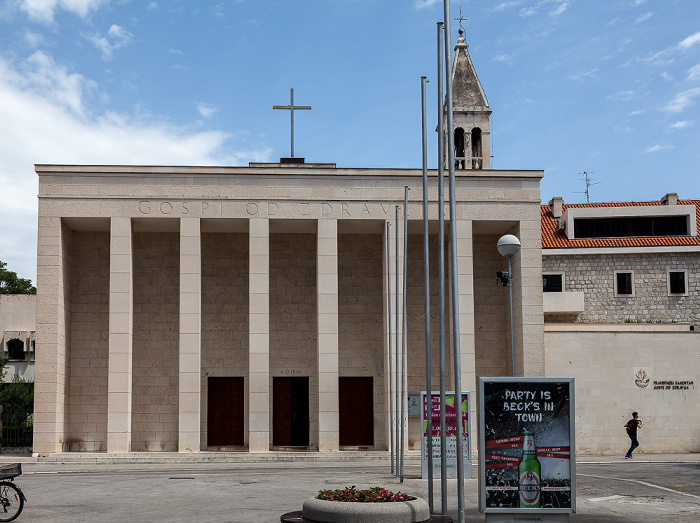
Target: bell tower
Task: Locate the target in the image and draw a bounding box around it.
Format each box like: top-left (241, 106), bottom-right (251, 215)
top-left (444, 28), bottom-right (491, 170)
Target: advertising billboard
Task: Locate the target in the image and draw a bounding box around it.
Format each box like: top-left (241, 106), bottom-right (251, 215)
top-left (478, 378), bottom-right (575, 514)
top-left (420, 391), bottom-right (472, 479)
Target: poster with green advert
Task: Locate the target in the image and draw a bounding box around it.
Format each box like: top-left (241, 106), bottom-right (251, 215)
top-left (420, 391), bottom-right (472, 479)
top-left (478, 377), bottom-right (576, 516)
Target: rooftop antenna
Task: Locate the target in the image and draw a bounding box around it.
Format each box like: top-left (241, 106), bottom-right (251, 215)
top-left (576, 170), bottom-right (600, 203)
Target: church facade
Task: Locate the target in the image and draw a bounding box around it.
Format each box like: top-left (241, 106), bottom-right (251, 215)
top-left (32, 32), bottom-right (546, 454)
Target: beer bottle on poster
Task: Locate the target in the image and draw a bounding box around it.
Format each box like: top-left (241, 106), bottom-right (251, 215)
top-left (518, 430), bottom-right (541, 508)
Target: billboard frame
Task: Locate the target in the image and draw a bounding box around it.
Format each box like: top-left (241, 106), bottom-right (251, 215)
top-left (478, 377), bottom-right (576, 515)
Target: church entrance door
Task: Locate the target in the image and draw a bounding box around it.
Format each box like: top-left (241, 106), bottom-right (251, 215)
top-left (207, 377), bottom-right (244, 447)
top-left (339, 377), bottom-right (374, 446)
top-left (273, 377), bottom-right (309, 447)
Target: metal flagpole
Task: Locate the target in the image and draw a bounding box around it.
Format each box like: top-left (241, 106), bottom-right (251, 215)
top-left (395, 205), bottom-right (401, 478)
top-left (387, 222), bottom-right (394, 474)
top-left (401, 186), bottom-right (409, 480)
top-left (442, 2), bottom-right (466, 522)
top-left (436, 21), bottom-right (448, 516)
top-left (421, 76), bottom-right (434, 513)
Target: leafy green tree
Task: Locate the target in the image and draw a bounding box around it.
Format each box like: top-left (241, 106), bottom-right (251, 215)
top-left (0, 260), bottom-right (35, 294)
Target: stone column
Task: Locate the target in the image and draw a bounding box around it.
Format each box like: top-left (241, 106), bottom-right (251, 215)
top-left (179, 218), bottom-right (201, 452)
top-left (249, 219), bottom-right (270, 452)
top-left (107, 217), bottom-right (134, 452)
top-left (518, 216), bottom-right (545, 377)
top-left (33, 216), bottom-right (69, 454)
top-left (317, 219), bottom-right (339, 451)
top-left (455, 220), bottom-right (477, 436)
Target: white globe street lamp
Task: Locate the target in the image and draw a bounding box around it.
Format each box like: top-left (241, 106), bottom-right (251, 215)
top-left (497, 234), bottom-right (521, 377)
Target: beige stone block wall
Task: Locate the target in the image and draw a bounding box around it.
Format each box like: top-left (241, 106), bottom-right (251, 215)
top-left (338, 233), bottom-right (385, 448)
top-left (0, 295), bottom-right (36, 333)
top-left (474, 233), bottom-right (509, 376)
top-left (201, 233), bottom-right (249, 448)
top-left (132, 232), bottom-right (180, 451)
top-left (34, 218), bottom-right (74, 453)
top-left (545, 325), bottom-right (700, 454)
top-left (269, 233), bottom-right (318, 448)
top-left (66, 231), bottom-right (110, 451)
top-left (406, 234), bottom-right (455, 449)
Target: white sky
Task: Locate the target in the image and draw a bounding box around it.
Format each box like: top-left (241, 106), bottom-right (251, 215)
top-left (1, 0), bottom-right (699, 282)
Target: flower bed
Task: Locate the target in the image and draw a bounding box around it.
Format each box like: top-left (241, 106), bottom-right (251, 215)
top-left (317, 486), bottom-right (412, 503)
top-left (302, 486), bottom-right (430, 523)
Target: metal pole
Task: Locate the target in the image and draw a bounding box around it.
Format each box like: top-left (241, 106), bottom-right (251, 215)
top-left (508, 256), bottom-right (516, 377)
top-left (436, 21), bottom-right (448, 516)
top-left (401, 186), bottom-right (409, 480)
top-left (421, 76), bottom-right (433, 514)
top-left (395, 205), bottom-right (401, 478)
top-left (442, 2), bottom-right (465, 521)
top-left (387, 222), bottom-right (394, 473)
top-left (290, 88), bottom-right (295, 157)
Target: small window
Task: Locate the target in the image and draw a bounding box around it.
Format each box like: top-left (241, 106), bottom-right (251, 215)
top-left (668, 270), bottom-right (687, 295)
top-left (543, 273), bottom-right (564, 292)
top-left (615, 271), bottom-right (634, 296)
top-left (7, 339), bottom-right (25, 360)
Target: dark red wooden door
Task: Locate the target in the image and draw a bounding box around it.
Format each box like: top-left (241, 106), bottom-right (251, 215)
top-left (273, 377), bottom-right (309, 447)
top-left (273, 377), bottom-right (292, 446)
top-left (339, 377), bottom-right (374, 446)
top-left (207, 377), bottom-right (244, 447)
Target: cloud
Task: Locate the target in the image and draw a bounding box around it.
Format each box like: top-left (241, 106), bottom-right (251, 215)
top-left (634, 12), bottom-right (652, 24)
top-left (606, 90), bottom-right (637, 102)
top-left (18, 0), bottom-right (109, 24)
top-left (0, 50), bottom-right (271, 281)
top-left (493, 54), bottom-right (511, 62)
top-left (86, 24), bottom-right (133, 61)
top-left (688, 63), bottom-right (700, 81)
top-left (662, 87), bottom-right (700, 112)
top-left (195, 101), bottom-right (218, 118)
top-left (414, 0), bottom-right (441, 9)
top-left (631, 0), bottom-right (647, 5)
top-left (569, 68), bottom-right (599, 81)
top-left (667, 120), bottom-right (693, 130)
top-left (147, 2), bottom-right (158, 10)
top-left (493, 1), bottom-right (521, 11)
top-left (645, 144), bottom-right (674, 153)
top-left (628, 110), bottom-right (645, 116)
top-left (519, 0), bottom-right (569, 18)
top-left (677, 31), bottom-right (700, 51)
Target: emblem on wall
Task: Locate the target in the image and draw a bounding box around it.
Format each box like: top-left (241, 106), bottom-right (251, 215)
top-left (635, 369), bottom-right (650, 388)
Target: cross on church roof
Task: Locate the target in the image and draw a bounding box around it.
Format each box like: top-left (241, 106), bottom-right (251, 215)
top-left (273, 88), bottom-right (311, 158)
top-left (455, 7), bottom-right (467, 32)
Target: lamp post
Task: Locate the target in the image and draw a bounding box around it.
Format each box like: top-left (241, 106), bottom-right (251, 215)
top-left (497, 234), bottom-right (521, 377)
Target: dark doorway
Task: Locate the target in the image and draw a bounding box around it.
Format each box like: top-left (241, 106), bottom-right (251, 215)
top-left (207, 377), bottom-right (244, 447)
top-left (273, 377), bottom-right (309, 447)
top-left (339, 377), bottom-right (374, 446)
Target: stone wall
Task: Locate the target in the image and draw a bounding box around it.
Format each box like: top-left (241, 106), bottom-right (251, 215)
top-left (132, 232), bottom-right (180, 451)
top-left (473, 233), bottom-right (509, 376)
top-left (545, 325), bottom-right (699, 453)
top-left (338, 233), bottom-right (385, 448)
top-left (66, 231), bottom-right (109, 451)
top-left (269, 233), bottom-right (318, 448)
top-left (201, 233), bottom-right (249, 448)
top-left (543, 253), bottom-right (699, 324)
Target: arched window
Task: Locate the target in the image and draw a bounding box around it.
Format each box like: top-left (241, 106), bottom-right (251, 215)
top-left (471, 128), bottom-right (483, 169)
top-left (454, 128), bottom-right (466, 169)
top-left (7, 339), bottom-right (25, 360)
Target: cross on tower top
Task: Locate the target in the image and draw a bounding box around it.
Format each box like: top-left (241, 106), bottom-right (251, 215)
top-left (273, 88), bottom-right (311, 158)
top-left (455, 7), bottom-right (467, 32)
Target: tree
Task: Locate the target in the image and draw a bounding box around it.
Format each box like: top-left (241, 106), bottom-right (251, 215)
top-left (0, 260), bottom-right (35, 294)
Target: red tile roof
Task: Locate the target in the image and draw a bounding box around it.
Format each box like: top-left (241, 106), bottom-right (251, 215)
top-left (541, 200), bottom-right (700, 249)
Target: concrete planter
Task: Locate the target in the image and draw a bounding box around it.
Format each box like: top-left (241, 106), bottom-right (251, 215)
top-left (302, 496), bottom-right (431, 523)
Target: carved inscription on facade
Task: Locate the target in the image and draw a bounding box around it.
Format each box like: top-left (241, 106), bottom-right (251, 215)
top-left (137, 201), bottom-right (396, 218)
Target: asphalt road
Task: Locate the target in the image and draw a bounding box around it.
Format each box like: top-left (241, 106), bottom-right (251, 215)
top-left (5, 459), bottom-right (700, 522)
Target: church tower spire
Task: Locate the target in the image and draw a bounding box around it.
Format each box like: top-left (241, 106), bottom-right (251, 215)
top-left (444, 27), bottom-right (491, 170)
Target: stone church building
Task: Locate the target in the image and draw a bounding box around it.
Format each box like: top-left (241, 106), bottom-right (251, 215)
top-left (33, 30), bottom-right (545, 454)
